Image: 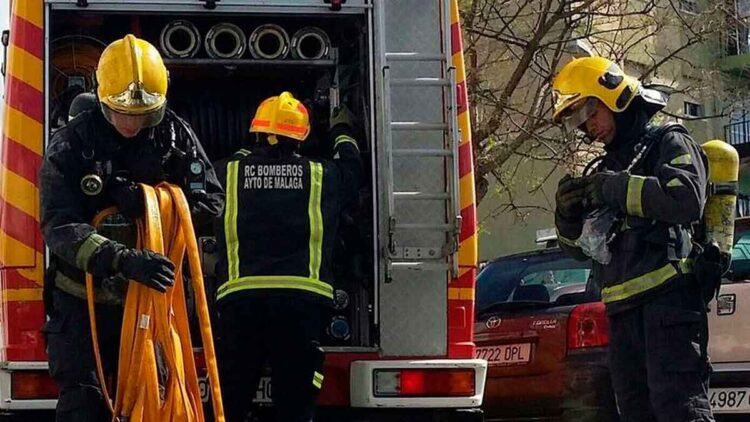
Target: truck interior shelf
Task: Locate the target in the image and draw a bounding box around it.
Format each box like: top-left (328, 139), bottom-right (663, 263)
top-left (163, 58), bottom-right (337, 67)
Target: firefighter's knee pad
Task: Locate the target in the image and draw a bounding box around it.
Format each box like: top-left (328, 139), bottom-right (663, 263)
top-left (307, 341), bottom-right (325, 392)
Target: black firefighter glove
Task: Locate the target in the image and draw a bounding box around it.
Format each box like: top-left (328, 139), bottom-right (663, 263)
top-left (583, 171), bottom-right (617, 210)
top-left (114, 248), bottom-right (175, 293)
top-left (693, 241), bottom-right (727, 305)
top-left (555, 175), bottom-right (587, 220)
top-left (329, 104), bottom-right (356, 132)
top-left (110, 174), bottom-right (145, 220)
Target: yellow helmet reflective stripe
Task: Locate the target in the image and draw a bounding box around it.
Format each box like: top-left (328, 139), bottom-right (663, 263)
top-left (250, 92), bottom-right (311, 142)
top-left (552, 57), bottom-right (640, 123)
top-left (96, 34), bottom-right (168, 115)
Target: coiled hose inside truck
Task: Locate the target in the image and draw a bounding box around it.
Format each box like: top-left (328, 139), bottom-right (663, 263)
top-left (86, 183), bottom-right (225, 422)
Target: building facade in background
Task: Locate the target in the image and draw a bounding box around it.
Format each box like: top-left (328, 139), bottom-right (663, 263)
top-left (477, 0), bottom-right (750, 260)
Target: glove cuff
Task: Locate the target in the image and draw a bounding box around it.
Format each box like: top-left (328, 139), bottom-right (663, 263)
top-left (87, 239), bottom-right (127, 278)
top-left (555, 211), bottom-right (584, 241)
top-left (329, 124), bottom-right (353, 140)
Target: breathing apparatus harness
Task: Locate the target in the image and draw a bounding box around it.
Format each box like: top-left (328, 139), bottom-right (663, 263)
top-left (576, 124), bottom-right (673, 264)
top-left (582, 123), bottom-right (736, 305)
top-left (78, 109), bottom-right (207, 199)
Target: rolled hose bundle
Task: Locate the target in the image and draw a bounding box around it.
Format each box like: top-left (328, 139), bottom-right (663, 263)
top-left (205, 23), bottom-right (247, 59)
top-left (86, 184), bottom-right (225, 422)
top-left (291, 27), bottom-right (331, 60)
top-left (160, 20), bottom-right (202, 59)
top-left (248, 24), bottom-right (290, 60)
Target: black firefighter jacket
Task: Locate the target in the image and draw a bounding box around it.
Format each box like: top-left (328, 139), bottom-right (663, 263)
top-left (556, 122), bottom-right (708, 315)
top-left (214, 127), bottom-right (363, 308)
top-left (39, 107), bottom-right (224, 304)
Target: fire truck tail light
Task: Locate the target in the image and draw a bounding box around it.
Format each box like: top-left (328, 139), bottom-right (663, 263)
top-left (373, 368), bottom-right (475, 397)
top-left (11, 370), bottom-right (59, 400)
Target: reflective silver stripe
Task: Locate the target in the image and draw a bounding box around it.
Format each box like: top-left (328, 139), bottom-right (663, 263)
top-left (601, 261), bottom-right (683, 304)
top-left (308, 162), bottom-right (324, 280)
top-left (237, 149), bottom-right (251, 156)
top-left (225, 161), bottom-right (241, 281)
top-left (216, 276), bottom-right (334, 301)
top-left (626, 175), bottom-right (646, 218)
top-left (75, 233), bottom-right (108, 270)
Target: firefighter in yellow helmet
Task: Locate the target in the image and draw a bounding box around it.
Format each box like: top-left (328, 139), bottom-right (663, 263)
top-left (39, 35), bottom-right (223, 421)
top-left (214, 92), bottom-right (362, 421)
top-left (552, 56), bottom-right (714, 421)
top-left (96, 34), bottom-right (169, 136)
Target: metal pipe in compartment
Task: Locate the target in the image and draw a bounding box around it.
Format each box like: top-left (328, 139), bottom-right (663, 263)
top-left (205, 23), bottom-right (247, 59)
top-left (248, 24), bottom-right (290, 60)
top-left (291, 27), bottom-right (331, 60)
top-left (159, 20), bottom-right (201, 59)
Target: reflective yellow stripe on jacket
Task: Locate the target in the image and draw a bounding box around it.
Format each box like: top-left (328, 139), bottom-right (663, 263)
top-left (308, 162), bottom-right (324, 280)
top-left (224, 160), bottom-right (241, 281)
top-left (216, 276), bottom-right (333, 300)
top-left (313, 371), bottom-right (324, 389)
top-left (219, 158), bottom-right (331, 300)
top-left (626, 175), bottom-right (646, 218)
top-left (601, 259), bottom-right (690, 304)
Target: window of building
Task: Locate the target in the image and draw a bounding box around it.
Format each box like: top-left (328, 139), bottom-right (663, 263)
top-left (727, 109), bottom-right (750, 146)
top-left (679, 0), bottom-right (698, 14)
top-left (739, 0), bottom-right (750, 19)
top-left (684, 101), bottom-right (704, 118)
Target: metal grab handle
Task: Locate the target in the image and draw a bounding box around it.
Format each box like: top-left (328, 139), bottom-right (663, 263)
top-left (443, 0), bottom-right (462, 279)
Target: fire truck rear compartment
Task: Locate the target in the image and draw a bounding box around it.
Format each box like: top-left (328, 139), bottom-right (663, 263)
top-left (49, 11), bottom-right (376, 348)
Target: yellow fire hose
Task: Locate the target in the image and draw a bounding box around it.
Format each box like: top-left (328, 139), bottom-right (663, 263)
top-left (86, 183), bottom-right (225, 422)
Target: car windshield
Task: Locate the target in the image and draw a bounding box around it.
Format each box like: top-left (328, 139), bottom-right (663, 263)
top-left (476, 250), bottom-right (592, 313)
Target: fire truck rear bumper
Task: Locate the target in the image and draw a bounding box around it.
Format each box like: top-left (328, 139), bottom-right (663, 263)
top-left (317, 407), bottom-right (485, 422)
top-left (0, 362), bottom-right (57, 411)
top-left (350, 359), bottom-right (487, 408)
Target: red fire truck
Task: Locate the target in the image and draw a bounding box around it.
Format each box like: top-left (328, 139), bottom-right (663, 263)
top-left (0, 0), bottom-right (484, 420)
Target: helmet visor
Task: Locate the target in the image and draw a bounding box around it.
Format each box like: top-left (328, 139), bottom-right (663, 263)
top-left (104, 81), bottom-right (165, 114)
top-left (559, 97), bottom-right (598, 133)
top-left (101, 102), bottom-right (166, 132)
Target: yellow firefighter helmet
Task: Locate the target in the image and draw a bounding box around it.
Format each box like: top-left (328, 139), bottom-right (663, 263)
top-left (96, 34), bottom-right (168, 128)
top-left (552, 57), bottom-right (640, 129)
top-left (250, 91), bottom-right (311, 144)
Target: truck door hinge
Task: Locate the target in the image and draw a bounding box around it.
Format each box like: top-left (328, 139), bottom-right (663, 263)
top-left (76, 0), bottom-right (88, 7)
top-left (324, 0), bottom-right (346, 11)
top-left (202, 0), bottom-right (219, 9)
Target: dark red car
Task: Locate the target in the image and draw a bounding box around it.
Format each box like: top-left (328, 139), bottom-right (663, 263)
top-left (475, 247), bottom-right (618, 421)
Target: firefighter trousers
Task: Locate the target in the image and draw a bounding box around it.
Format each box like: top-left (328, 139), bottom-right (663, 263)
top-left (607, 277), bottom-right (714, 422)
top-left (43, 288), bottom-right (122, 422)
top-left (217, 297), bottom-right (325, 422)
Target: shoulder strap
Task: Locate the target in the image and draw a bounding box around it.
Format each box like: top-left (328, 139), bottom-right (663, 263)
top-left (629, 122), bottom-right (691, 173)
top-left (69, 110), bottom-right (98, 157)
top-left (650, 122), bottom-right (689, 138)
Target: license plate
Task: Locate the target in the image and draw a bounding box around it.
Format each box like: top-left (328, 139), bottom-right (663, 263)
top-left (199, 376), bottom-right (273, 405)
top-left (710, 388), bottom-right (750, 413)
top-left (475, 343), bottom-right (532, 365)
